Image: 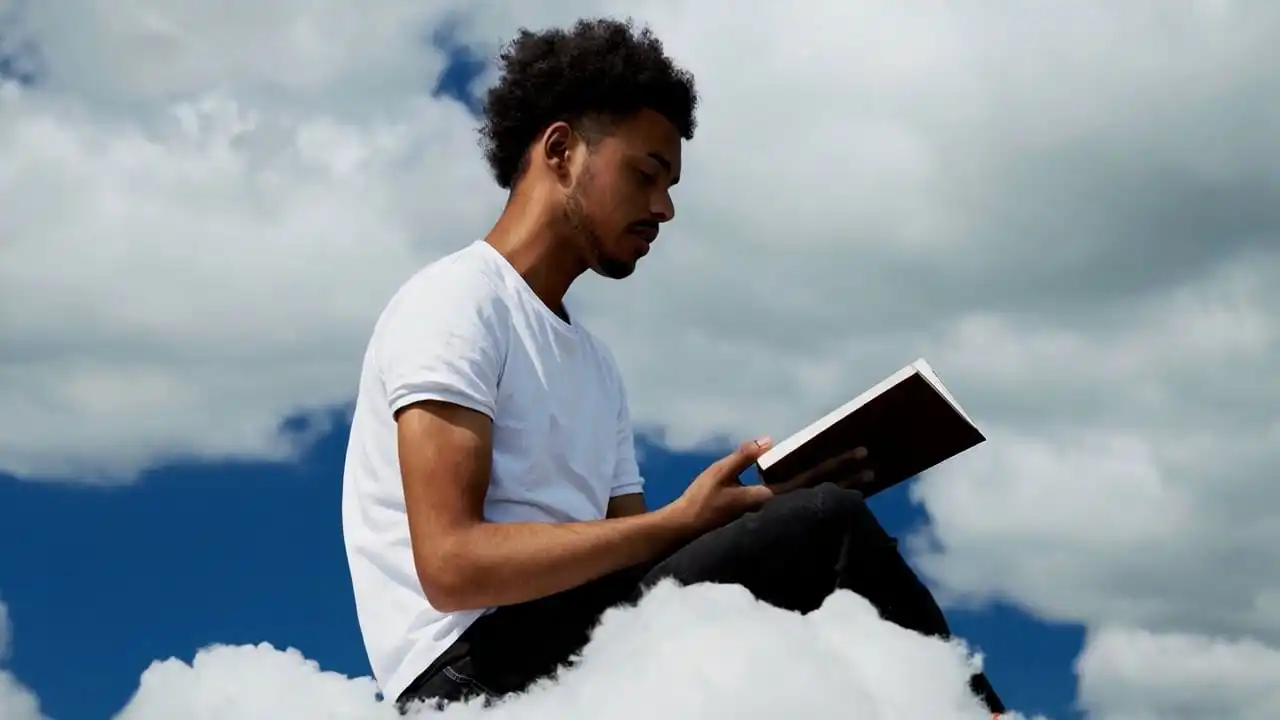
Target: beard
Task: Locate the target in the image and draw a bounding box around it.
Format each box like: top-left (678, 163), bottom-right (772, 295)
top-left (563, 173), bottom-right (636, 281)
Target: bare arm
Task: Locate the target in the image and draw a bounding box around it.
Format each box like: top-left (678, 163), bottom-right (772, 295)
top-left (398, 400), bottom-right (694, 613)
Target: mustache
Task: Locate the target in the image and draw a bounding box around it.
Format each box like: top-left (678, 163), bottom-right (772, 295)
top-left (629, 220), bottom-right (660, 232)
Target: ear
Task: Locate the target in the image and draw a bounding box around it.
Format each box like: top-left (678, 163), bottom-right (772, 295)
top-left (538, 121), bottom-right (576, 181)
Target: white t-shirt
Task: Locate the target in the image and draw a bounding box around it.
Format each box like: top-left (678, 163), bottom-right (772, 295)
top-left (341, 239), bottom-right (645, 701)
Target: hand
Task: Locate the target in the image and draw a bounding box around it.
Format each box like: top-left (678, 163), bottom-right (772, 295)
top-left (667, 437), bottom-right (773, 534)
top-left (673, 438), bottom-right (875, 533)
top-left (669, 438), bottom-right (873, 535)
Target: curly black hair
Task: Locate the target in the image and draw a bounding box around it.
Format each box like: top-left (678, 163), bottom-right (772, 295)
top-left (479, 18), bottom-right (699, 190)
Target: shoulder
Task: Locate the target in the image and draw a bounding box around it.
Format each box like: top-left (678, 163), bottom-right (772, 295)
top-left (373, 243), bottom-right (514, 356)
top-left (385, 244), bottom-right (514, 324)
top-left (399, 244), bottom-right (508, 313)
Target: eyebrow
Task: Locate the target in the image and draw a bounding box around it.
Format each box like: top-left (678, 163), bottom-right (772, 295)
top-left (647, 151), bottom-right (679, 185)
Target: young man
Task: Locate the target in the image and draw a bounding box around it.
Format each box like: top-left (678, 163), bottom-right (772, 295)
top-left (341, 18), bottom-right (1006, 716)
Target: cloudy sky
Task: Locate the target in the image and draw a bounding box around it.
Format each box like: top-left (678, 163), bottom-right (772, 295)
top-left (2, 0), bottom-right (1278, 718)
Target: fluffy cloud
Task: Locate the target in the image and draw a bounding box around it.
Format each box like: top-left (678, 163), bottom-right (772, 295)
top-left (0, 673), bottom-right (43, 720)
top-left (1077, 626), bottom-right (1280, 719)
top-left (0, 81), bottom-right (490, 479)
top-left (3, 0), bottom-right (1279, 715)
top-left (111, 582), bottom-right (1012, 719)
top-left (6, 0), bottom-right (450, 104)
top-left (909, 252), bottom-right (1279, 640)
top-left (0, 0), bottom-right (506, 480)
top-left (0, 600), bottom-right (45, 720)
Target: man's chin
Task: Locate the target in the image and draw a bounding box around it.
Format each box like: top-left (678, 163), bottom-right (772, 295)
top-left (592, 257), bottom-right (638, 280)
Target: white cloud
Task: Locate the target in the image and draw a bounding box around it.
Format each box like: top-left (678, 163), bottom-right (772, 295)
top-left (3, 0), bottom-right (1280, 715)
top-left (112, 582), bottom-right (1015, 720)
top-left (9, 0), bottom-right (449, 106)
top-left (0, 674), bottom-right (43, 720)
top-left (1076, 626), bottom-right (1280, 719)
top-left (907, 251), bottom-right (1280, 640)
top-left (0, 599), bottom-right (46, 720)
top-left (0, 81), bottom-right (495, 479)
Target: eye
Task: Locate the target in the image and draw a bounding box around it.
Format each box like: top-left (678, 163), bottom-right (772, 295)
top-left (634, 166), bottom-right (658, 185)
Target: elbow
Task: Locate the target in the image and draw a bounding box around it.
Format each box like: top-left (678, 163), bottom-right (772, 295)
top-left (413, 546), bottom-right (483, 613)
top-left (420, 581), bottom-right (468, 614)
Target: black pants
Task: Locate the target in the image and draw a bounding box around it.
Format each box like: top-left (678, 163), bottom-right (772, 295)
top-left (396, 483), bottom-right (1005, 714)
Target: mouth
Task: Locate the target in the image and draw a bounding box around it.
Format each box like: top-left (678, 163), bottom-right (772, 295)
top-left (628, 223), bottom-right (659, 244)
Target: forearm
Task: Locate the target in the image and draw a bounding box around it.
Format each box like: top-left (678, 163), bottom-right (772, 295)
top-left (418, 503), bottom-right (694, 611)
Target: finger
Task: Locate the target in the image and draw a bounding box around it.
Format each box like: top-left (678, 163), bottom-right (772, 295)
top-left (738, 482), bottom-right (781, 506)
top-left (786, 445), bottom-right (869, 489)
top-left (768, 447), bottom-right (868, 495)
top-left (711, 436), bottom-right (774, 478)
top-left (837, 469), bottom-right (876, 489)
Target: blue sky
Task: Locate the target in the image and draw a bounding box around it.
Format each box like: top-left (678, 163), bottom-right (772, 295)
top-left (0, 35), bottom-right (1085, 720)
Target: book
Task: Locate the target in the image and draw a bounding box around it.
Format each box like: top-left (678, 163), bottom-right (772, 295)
top-left (754, 358), bottom-right (984, 497)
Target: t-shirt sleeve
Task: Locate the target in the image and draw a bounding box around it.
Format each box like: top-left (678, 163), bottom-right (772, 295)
top-left (375, 271), bottom-right (508, 419)
top-left (610, 381), bottom-right (646, 498)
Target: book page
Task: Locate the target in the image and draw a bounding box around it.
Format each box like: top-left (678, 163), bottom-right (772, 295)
top-left (910, 359), bottom-right (977, 427)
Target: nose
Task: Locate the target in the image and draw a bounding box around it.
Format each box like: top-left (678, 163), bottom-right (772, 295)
top-left (651, 189), bottom-right (675, 223)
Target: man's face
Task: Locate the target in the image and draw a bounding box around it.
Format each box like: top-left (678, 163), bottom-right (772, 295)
top-left (563, 108), bottom-right (683, 279)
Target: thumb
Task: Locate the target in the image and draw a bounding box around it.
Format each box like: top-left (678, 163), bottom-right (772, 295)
top-left (712, 436), bottom-right (773, 477)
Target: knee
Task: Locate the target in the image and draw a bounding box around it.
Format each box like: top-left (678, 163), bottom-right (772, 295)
top-left (760, 482), bottom-right (869, 527)
top-left (758, 481), bottom-right (859, 518)
top-left (808, 481), bottom-right (868, 518)
top-left (806, 483), bottom-right (896, 546)
top-left (751, 483), bottom-right (877, 537)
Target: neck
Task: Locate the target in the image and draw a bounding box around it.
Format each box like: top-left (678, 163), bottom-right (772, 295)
top-left (482, 185), bottom-right (586, 319)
